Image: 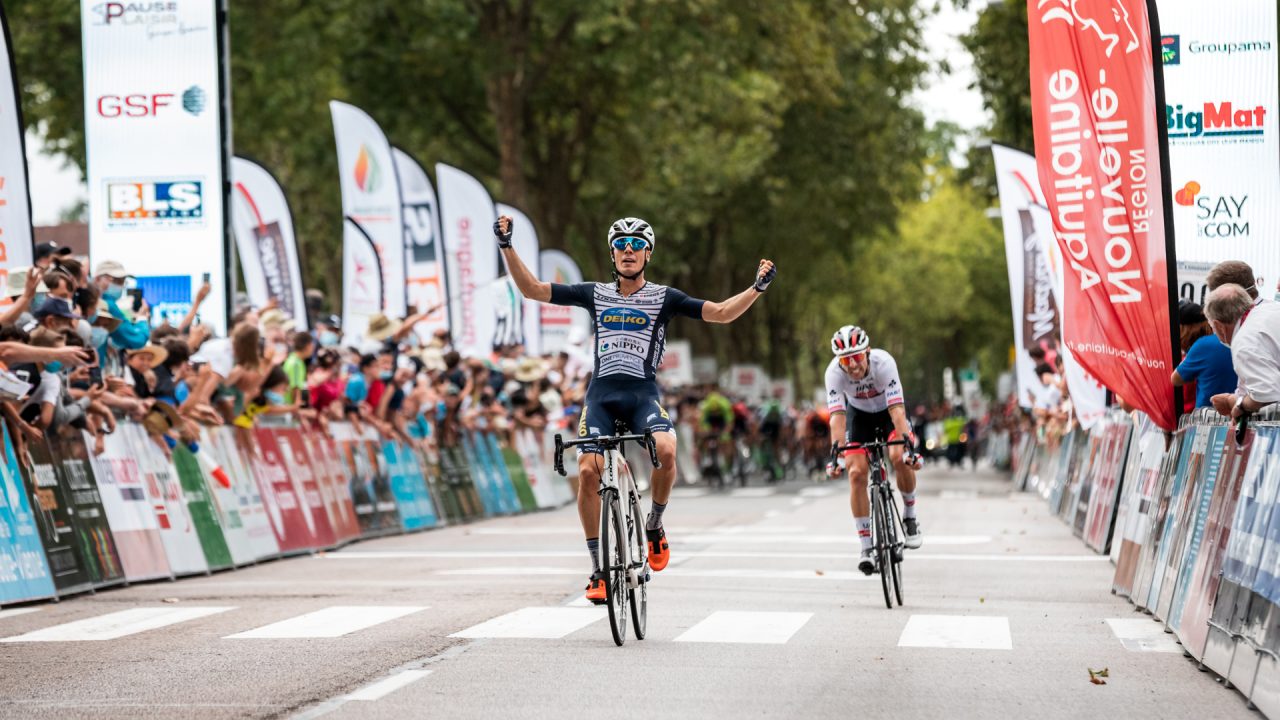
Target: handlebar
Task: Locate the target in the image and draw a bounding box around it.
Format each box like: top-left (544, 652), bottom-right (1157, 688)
top-left (553, 432), bottom-right (662, 477)
top-left (831, 438), bottom-right (911, 461)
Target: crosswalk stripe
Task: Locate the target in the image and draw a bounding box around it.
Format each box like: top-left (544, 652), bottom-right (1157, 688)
top-left (898, 614), bottom-right (1012, 650)
top-left (450, 607), bottom-right (604, 639)
top-left (343, 670), bottom-right (433, 701)
top-left (0, 606), bottom-right (234, 642)
top-left (730, 488), bottom-right (777, 498)
top-left (670, 488), bottom-right (709, 499)
top-left (674, 611), bottom-right (813, 644)
top-left (1105, 618), bottom-right (1182, 653)
top-left (225, 606), bottom-right (426, 639)
top-left (0, 608), bottom-right (41, 621)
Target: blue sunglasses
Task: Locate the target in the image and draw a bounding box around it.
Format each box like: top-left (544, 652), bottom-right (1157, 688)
top-left (611, 237), bottom-right (650, 252)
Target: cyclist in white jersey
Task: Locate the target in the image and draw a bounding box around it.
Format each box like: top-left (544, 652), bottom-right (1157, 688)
top-left (495, 214), bottom-right (776, 603)
top-left (824, 324), bottom-right (923, 574)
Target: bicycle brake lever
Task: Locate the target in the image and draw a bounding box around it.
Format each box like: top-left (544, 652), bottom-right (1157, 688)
top-left (645, 431), bottom-right (661, 469)
top-left (553, 434), bottom-right (567, 477)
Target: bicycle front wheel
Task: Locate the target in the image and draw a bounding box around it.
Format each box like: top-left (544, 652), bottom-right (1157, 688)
top-left (628, 490), bottom-right (648, 640)
top-left (872, 486), bottom-right (894, 609)
top-left (887, 490), bottom-right (904, 607)
top-left (600, 492), bottom-right (629, 646)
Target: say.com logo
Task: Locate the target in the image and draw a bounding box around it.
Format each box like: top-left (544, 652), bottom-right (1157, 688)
top-left (107, 180), bottom-right (203, 220)
top-left (600, 307), bottom-right (650, 332)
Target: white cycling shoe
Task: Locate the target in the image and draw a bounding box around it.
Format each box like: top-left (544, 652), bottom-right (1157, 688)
top-left (903, 518), bottom-right (923, 549)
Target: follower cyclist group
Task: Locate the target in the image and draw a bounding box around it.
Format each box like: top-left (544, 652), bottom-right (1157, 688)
top-left (496, 214), bottom-right (925, 603)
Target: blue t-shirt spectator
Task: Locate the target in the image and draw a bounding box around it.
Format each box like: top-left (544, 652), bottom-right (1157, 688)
top-left (1176, 334), bottom-right (1238, 408)
top-left (345, 373), bottom-right (368, 404)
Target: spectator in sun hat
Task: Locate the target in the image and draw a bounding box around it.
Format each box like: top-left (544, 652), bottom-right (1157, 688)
top-left (0, 266), bottom-right (47, 328)
top-left (94, 260), bottom-right (150, 350)
top-left (1172, 300), bottom-right (1237, 410)
top-left (33, 241), bottom-right (72, 270)
top-left (259, 308), bottom-right (295, 361)
top-left (34, 296), bottom-right (79, 333)
top-left (365, 312), bottom-right (402, 345)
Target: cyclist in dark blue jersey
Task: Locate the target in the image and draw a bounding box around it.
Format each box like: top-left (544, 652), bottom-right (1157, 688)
top-left (496, 215), bottom-right (776, 603)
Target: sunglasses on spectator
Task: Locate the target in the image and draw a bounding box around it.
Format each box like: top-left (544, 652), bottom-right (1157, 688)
top-left (839, 352), bottom-right (868, 367)
top-left (611, 237), bottom-right (650, 252)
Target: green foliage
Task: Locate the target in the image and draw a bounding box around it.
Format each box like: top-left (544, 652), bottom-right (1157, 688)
top-left (955, 0), bottom-right (1030, 200)
top-left (9, 0), bottom-right (1015, 399)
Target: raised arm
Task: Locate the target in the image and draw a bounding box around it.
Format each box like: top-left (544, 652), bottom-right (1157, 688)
top-left (701, 260), bottom-right (776, 324)
top-left (495, 216), bottom-right (552, 302)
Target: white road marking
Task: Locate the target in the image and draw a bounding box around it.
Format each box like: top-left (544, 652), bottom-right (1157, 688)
top-left (321, 550), bottom-right (582, 560)
top-left (670, 488), bottom-right (709, 499)
top-left (225, 606), bottom-right (426, 639)
top-left (898, 615), bottom-right (1012, 650)
top-left (675, 611), bottom-right (813, 644)
top-left (343, 670), bottom-right (433, 701)
top-left (0, 608), bottom-right (41, 621)
top-left (680, 533), bottom-right (993, 546)
top-left (450, 607), bottom-right (605, 639)
top-left (790, 498), bottom-right (806, 506)
top-left (799, 486), bottom-right (838, 498)
top-left (439, 566), bottom-right (868, 581)
top-left (730, 487), bottom-right (777, 498)
top-left (0, 607), bottom-right (234, 642)
top-left (940, 490), bottom-right (979, 499)
top-left (1105, 618), bottom-right (1182, 653)
top-left (322, 549), bottom-right (1102, 563)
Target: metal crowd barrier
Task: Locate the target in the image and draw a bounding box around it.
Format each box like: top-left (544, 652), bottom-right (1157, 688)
top-left (1015, 404), bottom-right (1280, 716)
top-left (0, 419), bottom-right (573, 607)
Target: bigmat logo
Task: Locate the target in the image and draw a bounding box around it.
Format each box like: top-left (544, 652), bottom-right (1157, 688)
top-left (107, 180), bottom-right (203, 220)
top-left (1167, 101), bottom-right (1267, 139)
top-left (600, 307), bottom-right (649, 332)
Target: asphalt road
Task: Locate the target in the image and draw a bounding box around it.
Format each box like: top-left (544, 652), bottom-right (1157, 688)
top-left (0, 463), bottom-right (1254, 719)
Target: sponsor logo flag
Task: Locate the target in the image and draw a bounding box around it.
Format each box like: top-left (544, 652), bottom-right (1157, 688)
top-left (436, 163), bottom-right (498, 356)
top-left (496, 203), bottom-right (541, 356)
top-left (0, 3), bottom-right (33, 297)
top-left (230, 157), bottom-right (307, 328)
top-left (391, 147), bottom-right (449, 339)
top-left (539, 249), bottom-right (591, 354)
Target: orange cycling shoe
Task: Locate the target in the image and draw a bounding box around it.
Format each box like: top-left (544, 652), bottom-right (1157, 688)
top-left (647, 526), bottom-right (670, 571)
top-left (585, 572), bottom-right (607, 604)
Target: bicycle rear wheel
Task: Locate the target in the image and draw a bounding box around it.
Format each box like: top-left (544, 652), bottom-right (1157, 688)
top-left (600, 491), bottom-right (629, 646)
top-left (872, 487), bottom-right (893, 609)
top-left (627, 490), bottom-right (648, 640)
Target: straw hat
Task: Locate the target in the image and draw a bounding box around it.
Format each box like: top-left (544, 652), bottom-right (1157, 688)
top-left (365, 313), bottom-right (401, 342)
top-left (259, 308), bottom-right (295, 332)
top-left (93, 301), bottom-right (122, 332)
top-left (128, 343), bottom-right (169, 368)
top-left (6, 267), bottom-right (48, 299)
top-left (515, 357), bottom-right (547, 383)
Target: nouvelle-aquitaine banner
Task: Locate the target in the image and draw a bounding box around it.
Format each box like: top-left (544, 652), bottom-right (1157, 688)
top-left (230, 157), bottom-right (308, 328)
top-left (1028, 0), bottom-right (1177, 430)
top-left (436, 163), bottom-right (499, 357)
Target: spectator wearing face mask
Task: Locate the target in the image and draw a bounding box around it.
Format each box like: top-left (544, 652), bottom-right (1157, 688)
top-left (1172, 300), bottom-right (1237, 410)
top-left (316, 315), bottom-right (342, 349)
top-left (1205, 283), bottom-right (1280, 419)
top-left (94, 260), bottom-right (150, 351)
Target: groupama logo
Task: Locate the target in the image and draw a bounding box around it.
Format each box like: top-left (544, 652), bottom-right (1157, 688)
top-left (1161, 35), bottom-right (1179, 65)
top-left (600, 307), bottom-right (650, 332)
top-left (354, 145), bottom-right (382, 193)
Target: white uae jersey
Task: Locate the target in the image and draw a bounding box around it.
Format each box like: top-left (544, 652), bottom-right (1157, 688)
top-left (825, 349), bottom-right (905, 413)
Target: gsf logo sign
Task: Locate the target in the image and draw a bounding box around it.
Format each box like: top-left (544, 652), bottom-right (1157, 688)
top-left (96, 87), bottom-right (206, 117)
top-left (108, 181), bottom-right (203, 220)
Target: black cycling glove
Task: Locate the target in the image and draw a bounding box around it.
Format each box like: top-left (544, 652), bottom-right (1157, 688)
top-left (494, 219), bottom-right (513, 249)
top-left (754, 261), bottom-right (776, 293)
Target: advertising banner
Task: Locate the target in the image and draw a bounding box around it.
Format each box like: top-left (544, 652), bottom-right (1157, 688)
top-left (331, 101), bottom-right (406, 338)
top-left (392, 147), bottom-right (450, 339)
top-left (383, 442), bottom-right (435, 531)
top-left (271, 428), bottom-right (337, 549)
top-left (0, 4), bottom-right (33, 292)
top-left (539, 249), bottom-right (590, 354)
top-left (189, 432), bottom-right (254, 567)
top-left (342, 217), bottom-right (383, 339)
top-left (437, 163), bottom-right (499, 357)
top-left (496, 203), bottom-right (541, 355)
top-left (202, 427), bottom-right (279, 561)
top-left (301, 432), bottom-right (362, 543)
top-left (170, 445), bottom-right (233, 570)
top-left (82, 0), bottom-right (230, 334)
top-left (0, 422), bottom-right (55, 603)
top-left (1158, 1), bottom-right (1280, 296)
top-left (124, 425), bottom-right (207, 576)
top-left (88, 431), bottom-right (170, 581)
top-left (330, 422), bottom-right (399, 536)
top-left (230, 157), bottom-right (308, 328)
top-left (1028, 0), bottom-right (1177, 430)
top-left (47, 429), bottom-right (124, 587)
top-left (249, 428), bottom-right (317, 554)
top-left (20, 437), bottom-right (94, 594)
top-left (658, 339), bottom-right (694, 387)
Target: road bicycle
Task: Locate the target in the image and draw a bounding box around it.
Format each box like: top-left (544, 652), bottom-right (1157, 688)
top-left (555, 425), bottom-right (661, 646)
top-left (834, 436), bottom-right (910, 608)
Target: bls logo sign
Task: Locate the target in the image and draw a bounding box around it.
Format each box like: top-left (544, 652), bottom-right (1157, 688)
top-left (108, 181), bottom-right (203, 220)
top-left (600, 307), bottom-right (650, 332)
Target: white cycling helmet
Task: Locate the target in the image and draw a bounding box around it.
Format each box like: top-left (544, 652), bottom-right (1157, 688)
top-left (830, 325), bottom-right (869, 357)
top-left (607, 217), bottom-right (655, 251)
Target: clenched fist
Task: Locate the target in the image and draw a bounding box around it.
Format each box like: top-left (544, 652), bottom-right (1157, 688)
top-left (754, 259), bottom-right (777, 293)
